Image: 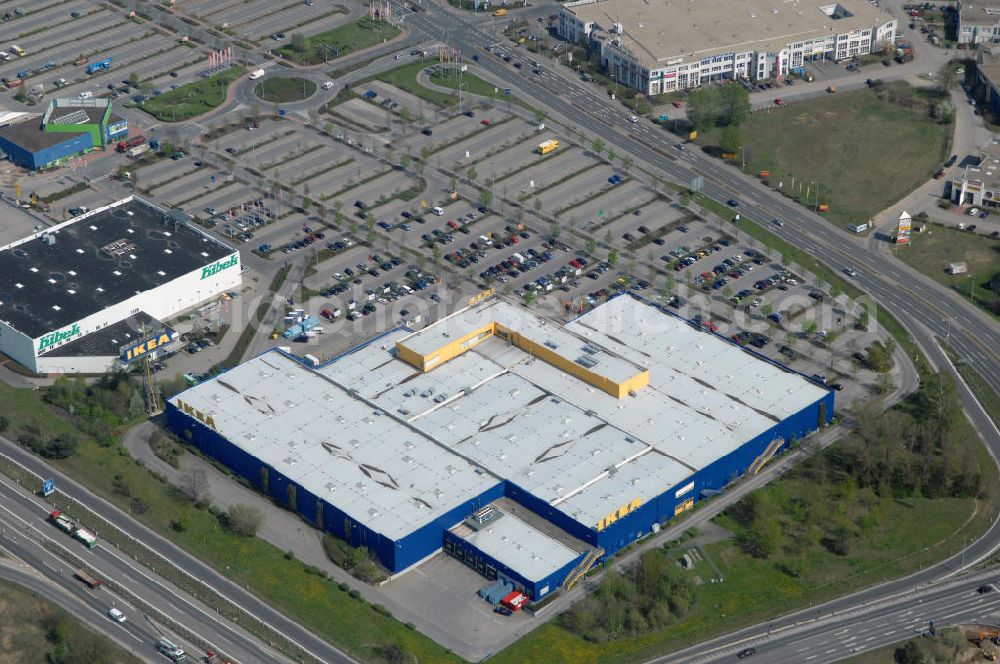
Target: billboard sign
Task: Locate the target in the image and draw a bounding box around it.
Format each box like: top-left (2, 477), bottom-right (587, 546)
top-left (895, 210), bottom-right (912, 245)
top-left (120, 326), bottom-right (178, 362)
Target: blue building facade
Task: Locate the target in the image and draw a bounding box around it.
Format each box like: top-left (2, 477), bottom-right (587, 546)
top-left (443, 530), bottom-right (586, 600)
top-left (0, 130), bottom-right (93, 170)
top-left (166, 297), bottom-right (834, 588)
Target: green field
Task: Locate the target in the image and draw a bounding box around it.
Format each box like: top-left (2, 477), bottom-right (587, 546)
top-left (704, 86), bottom-right (952, 226)
top-left (895, 222), bottom-right (1000, 316)
top-left (427, 68), bottom-right (545, 117)
top-left (277, 17), bottom-right (400, 65)
top-left (139, 67), bottom-right (244, 122)
top-left (254, 77), bottom-right (317, 103)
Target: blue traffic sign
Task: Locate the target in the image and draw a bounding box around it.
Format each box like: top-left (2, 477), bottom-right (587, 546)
top-left (42, 478), bottom-right (55, 497)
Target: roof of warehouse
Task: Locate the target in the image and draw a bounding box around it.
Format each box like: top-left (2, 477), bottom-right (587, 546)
top-left (397, 299), bottom-right (646, 384)
top-left (0, 196), bottom-right (234, 339)
top-left (0, 118), bottom-right (88, 152)
top-left (173, 295), bottom-right (829, 540)
top-left (43, 311), bottom-right (164, 357)
top-left (171, 348), bottom-right (501, 541)
top-left (456, 509), bottom-right (580, 582)
top-left (563, 0), bottom-right (887, 68)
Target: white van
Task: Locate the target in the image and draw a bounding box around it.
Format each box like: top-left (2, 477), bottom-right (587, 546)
top-left (431, 206), bottom-right (444, 216)
top-left (78, 91), bottom-right (93, 100)
top-left (321, 81), bottom-right (334, 90)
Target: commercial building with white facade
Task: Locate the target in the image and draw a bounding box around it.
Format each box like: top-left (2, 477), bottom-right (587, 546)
top-left (558, 0), bottom-right (897, 94)
top-left (959, 0), bottom-right (1000, 45)
top-left (0, 196), bottom-right (241, 374)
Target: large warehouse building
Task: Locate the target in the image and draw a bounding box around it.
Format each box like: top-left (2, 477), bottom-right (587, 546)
top-left (558, 0), bottom-right (897, 94)
top-left (0, 97), bottom-right (128, 170)
top-left (168, 295), bottom-right (833, 599)
top-left (0, 196), bottom-right (241, 374)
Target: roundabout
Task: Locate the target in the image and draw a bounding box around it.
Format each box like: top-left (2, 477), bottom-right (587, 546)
top-left (253, 76), bottom-right (318, 103)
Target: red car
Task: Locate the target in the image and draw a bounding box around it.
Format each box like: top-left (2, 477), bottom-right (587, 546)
top-left (480, 118), bottom-right (491, 126)
top-left (672, 101), bottom-right (683, 108)
top-left (701, 320), bottom-right (718, 332)
top-left (774, 98), bottom-right (785, 106)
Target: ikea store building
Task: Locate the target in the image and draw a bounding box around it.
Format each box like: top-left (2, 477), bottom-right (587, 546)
top-left (167, 294), bottom-right (832, 599)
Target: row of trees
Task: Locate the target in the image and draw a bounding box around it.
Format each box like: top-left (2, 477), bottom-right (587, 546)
top-left (562, 548), bottom-right (694, 642)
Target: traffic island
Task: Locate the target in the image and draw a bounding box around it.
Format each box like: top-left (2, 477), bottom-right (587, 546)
top-left (254, 77), bottom-right (318, 103)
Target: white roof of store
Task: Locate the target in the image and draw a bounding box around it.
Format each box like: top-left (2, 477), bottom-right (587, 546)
top-left (458, 510), bottom-right (580, 582)
top-left (169, 349), bottom-right (500, 540)
top-left (563, 0), bottom-right (888, 68)
top-left (172, 295), bottom-right (828, 539)
top-left (397, 299), bottom-right (646, 384)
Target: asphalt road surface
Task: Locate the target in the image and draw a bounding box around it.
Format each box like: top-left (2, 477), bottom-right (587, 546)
top-left (0, 434), bottom-right (356, 664)
top-left (0, 471), bottom-right (297, 664)
top-left (0, 558), bottom-right (160, 663)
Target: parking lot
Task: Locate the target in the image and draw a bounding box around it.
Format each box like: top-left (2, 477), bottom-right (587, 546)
top-left (0, 2), bottom-right (213, 103)
top-left (174, 0), bottom-right (357, 42)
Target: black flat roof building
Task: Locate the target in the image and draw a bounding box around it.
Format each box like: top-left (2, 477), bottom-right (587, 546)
top-left (0, 197), bottom-right (234, 339)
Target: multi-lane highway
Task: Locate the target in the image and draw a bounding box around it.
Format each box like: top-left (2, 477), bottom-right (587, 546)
top-left (0, 554), bottom-right (160, 663)
top-left (0, 468), bottom-right (298, 664)
top-left (0, 435), bottom-right (357, 664)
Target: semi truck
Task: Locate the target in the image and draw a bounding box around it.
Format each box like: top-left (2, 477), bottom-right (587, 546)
top-left (536, 139), bottom-right (559, 155)
top-left (74, 569), bottom-right (102, 589)
top-left (895, 43), bottom-right (914, 63)
top-left (49, 511), bottom-right (99, 548)
top-left (86, 58), bottom-right (112, 74)
top-left (127, 143), bottom-right (150, 158)
top-left (282, 315), bottom-right (321, 338)
top-left (156, 638), bottom-right (187, 662)
top-left (116, 135), bottom-right (146, 153)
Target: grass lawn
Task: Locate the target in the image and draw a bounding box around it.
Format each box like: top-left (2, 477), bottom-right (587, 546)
top-left (0, 380), bottom-right (458, 664)
top-left (0, 578), bottom-right (134, 664)
top-left (894, 222), bottom-right (1000, 315)
top-left (371, 61), bottom-right (458, 108)
top-left (427, 68), bottom-right (546, 117)
top-left (489, 439), bottom-right (997, 664)
top-left (254, 76), bottom-right (317, 103)
top-left (702, 86), bottom-right (951, 226)
top-left (277, 17), bottom-right (399, 65)
top-left (359, 63), bottom-right (545, 118)
top-left (139, 67), bottom-right (244, 122)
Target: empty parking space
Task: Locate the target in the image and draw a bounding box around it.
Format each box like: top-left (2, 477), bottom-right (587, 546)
top-left (496, 146), bottom-right (586, 194)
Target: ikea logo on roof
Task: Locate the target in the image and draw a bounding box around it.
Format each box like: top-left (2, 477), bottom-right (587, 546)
top-left (200, 255), bottom-right (238, 280)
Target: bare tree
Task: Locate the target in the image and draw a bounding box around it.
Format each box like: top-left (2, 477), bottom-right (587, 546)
top-left (180, 467), bottom-right (209, 503)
